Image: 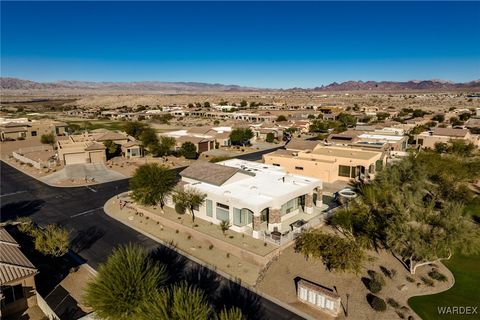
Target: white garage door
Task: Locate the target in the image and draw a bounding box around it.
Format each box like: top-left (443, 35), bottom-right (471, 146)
top-left (64, 153), bottom-right (86, 165)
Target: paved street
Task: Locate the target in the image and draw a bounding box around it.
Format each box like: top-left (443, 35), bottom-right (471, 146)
top-left (0, 160), bottom-right (304, 320)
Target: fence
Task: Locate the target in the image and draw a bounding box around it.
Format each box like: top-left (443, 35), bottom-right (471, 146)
top-left (36, 293), bottom-right (60, 320)
top-left (12, 145), bottom-right (57, 169)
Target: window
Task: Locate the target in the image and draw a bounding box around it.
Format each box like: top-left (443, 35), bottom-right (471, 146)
top-left (375, 160), bottom-right (383, 172)
top-left (206, 199), bottom-right (213, 217)
top-left (233, 208), bottom-right (253, 226)
top-left (281, 198), bottom-right (299, 216)
top-left (272, 163), bottom-right (280, 167)
top-left (295, 166), bottom-right (304, 170)
top-left (316, 294), bottom-right (325, 308)
top-left (325, 299), bottom-right (334, 310)
top-left (369, 164), bottom-right (375, 174)
top-left (31, 131), bottom-right (37, 136)
top-left (418, 138), bottom-right (424, 146)
top-left (299, 287), bottom-right (308, 301)
top-left (350, 166), bottom-right (357, 178)
top-left (1, 285), bottom-right (24, 304)
top-left (338, 165), bottom-right (351, 177)
top-left (308, 290), bottom-right (316, 304)
top-left (216, 203), bottom-right (229, 221)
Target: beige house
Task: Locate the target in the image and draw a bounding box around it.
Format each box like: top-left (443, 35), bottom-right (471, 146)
top-left (0, 119), bottom-right (67, 141)
top-left (415, 127), bottom-right (480, 148)
top-left (57, 130), bottom-right (140, 165)
top-left (0, 228), bottom-right (38, 319)
top-left (264, 144), bottom-right (386, 183)
top-left (161, 126), bottom-right (232, 153)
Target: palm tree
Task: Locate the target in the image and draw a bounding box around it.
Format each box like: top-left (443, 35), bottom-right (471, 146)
top-left (172, 187), bottom-right (206, 222)
top-left (84, 244), bottom-right (168, 320)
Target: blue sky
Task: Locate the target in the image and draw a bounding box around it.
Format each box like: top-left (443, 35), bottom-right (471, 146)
top-left (1, 1), bottom-right (479, 88)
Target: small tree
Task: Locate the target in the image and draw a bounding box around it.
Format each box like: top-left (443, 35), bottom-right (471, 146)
top-left (276, 115), bottom-right (287, 122)
top-left (229, 128), bottom-right (254, 146)
top-left (180, 141), bottom-right (198, 159)
top-left (40, 133), bottom-right (55, 147)
top-left (130, 163), bottom-right (177, 208)
top-left (140, 127), bottom-right (159, 150)
top-left (219, 220), bottom-right (231, 236)
top-left (294, 230), bottom-right (367, 273)
top-left (170, 282), bottom-right (213, 320)
top-left (265, 132), bottom-right (275, 143)
top-left (124, 121), bottom-right (146, 139)
top-left (152, 136), bottom-right (176, 157)
top-left (85, 244), bottom-right (168, 320)
top-left (172, 187), bottom-right (206, 222)
top-left (34, 224), bottom-right (70, 257)
top-left (104, 140), bottom-right (121, 159)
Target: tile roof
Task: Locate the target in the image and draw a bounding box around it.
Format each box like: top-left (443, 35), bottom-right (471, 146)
top-left (432, 127), bottom-right (469, 137)
top-left (180, 161), bottom-right (240, 186)
top-left (85, 142), bottom-right (106, 151)
top-left (0, 228), bottom-right (37, 285)
top-left (285, 138), bottom-right (319, 151)
top-left (92, 132), bottom-right (128, 141)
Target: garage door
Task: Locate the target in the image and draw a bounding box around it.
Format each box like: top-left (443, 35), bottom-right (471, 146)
top-left (89, 151), bottom-right (105, 164)
top-left (64, 153), bottom-right (86, 165)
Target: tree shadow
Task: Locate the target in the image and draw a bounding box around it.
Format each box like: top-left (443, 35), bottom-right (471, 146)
top-left (149, 243), bottom-right (188, 285)
top-left (183, 265), bottom-right (221, 301)
top-left (213, 281), bottom-right (265, 320)
top-left (0, 200), bottom-right (45, 222)
top-left (70, 226), bottom-right (105, 253)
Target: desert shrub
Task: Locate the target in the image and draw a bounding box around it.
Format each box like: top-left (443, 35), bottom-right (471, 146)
top-left (396, 311), bottom-right (405, 319)
top-left (380, 266), bottom-right (392, 278)
top-left (387, 298), bottom-right (400, 308)
top-left (369, 279), bottom-right (383, 293)
top-left (368, 270), bottom-right (386, 285)
top-left (16, 217), bottom-right (36, 236)
top-left (366, 294), bottom-right (387, 311)
top-left (406, 276), bottom-right (415, 283)
top-left (208, 244), bottom-right (214, 250)
top-left (421, 276), bottom-right (434, 287)
top-left (428, 269), bottom-right (447, 282)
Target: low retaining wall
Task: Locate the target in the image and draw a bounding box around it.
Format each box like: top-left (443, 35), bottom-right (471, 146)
top-left (36, 293), bottom-right (60, 320)
top-left (126, 203), bottom-right (283, 268)
top-left (12, 145), bottom-right (56, 169)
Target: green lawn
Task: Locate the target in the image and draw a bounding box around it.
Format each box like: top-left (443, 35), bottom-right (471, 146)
top-left (67, 120), bottom-right (126, 132)
top-left (409, 197), bottom-right (480, 319)
top-left (408, 254), bottom-right (480, 320)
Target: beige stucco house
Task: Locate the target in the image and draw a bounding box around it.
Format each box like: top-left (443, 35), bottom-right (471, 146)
top-left (264, 144), bottom-right (386, 183)
top-left (415, 127), bottom-right (480, 148)
top-left (57, 130), bottom-right (141, 165)
top-left (0, 228), bottom-right (38, 319)
top-left (0, 119), bottom-right (67, 141)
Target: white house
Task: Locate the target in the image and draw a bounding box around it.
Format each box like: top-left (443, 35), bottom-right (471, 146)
top-left (175, 159), bottom-right (323, 240)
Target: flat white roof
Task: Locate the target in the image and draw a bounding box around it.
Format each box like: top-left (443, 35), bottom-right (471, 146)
top-left (358, 133), bottom-right (405, 141)
top-left (188, 159), bottom-right (321, 212)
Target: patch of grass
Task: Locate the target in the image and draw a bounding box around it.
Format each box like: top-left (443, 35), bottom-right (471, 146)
top-left (409, 254), bottom-right (480, 320)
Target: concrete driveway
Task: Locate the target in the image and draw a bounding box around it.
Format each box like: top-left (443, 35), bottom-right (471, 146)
top-left (40, 163), bottom-right (127, 185)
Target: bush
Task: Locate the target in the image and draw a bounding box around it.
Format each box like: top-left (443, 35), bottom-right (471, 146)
top-left (367, 294), bottom-right (387, 311)
top-left (428, 269), bottom-right (447, 282)
top-left (421, 276), bottom-right (434, 287)
top-left (208, 244), bottom-right (214, 250)
top-left (406, 276), bottom-right (415, 283)
top-left (369, 279), bottom-right (383, 293)
top-left (368, 270), bottom-right (386, 286)
top-left (380, 266), bottom-right (392, 278)
top-left (387, 298), bottom-right (400, 308)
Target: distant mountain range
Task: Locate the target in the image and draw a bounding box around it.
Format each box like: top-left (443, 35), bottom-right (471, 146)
top-left (1, 77), bottom-right (479, 93)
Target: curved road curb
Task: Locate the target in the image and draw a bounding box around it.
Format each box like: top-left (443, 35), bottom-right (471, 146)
top-left (103, 195), bottom-right (315, 320)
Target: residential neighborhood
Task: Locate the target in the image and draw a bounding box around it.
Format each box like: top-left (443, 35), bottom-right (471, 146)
top-left (1, 1), bottom-right (480, 320)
